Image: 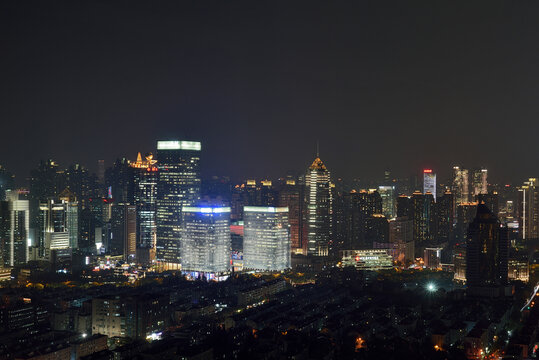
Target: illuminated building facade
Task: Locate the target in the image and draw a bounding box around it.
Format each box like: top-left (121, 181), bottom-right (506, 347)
top-left (452, 166), bottom-right (469, 205)
top-left (411, 192), bottom-right (434, 254)
top-left (340, 249), bottom-right (393, 270)
top-left (278, 179), bottom-right (307, 254)
top-left (423, 169), bottom-right (436, 200)
top-left (471, 168), bottom-right (488, 197)
top-left (0, 190), bottom-right (29, 266)
top-left (156, 140), bottom-right (201, 266)
top-left (59, 189), bottom-right (79, 250)
top-left (180, 205), bottom-right (231, 273)
top-left (378, 185), bottom-right (395, 219)
top-left (306, 157), bottom-right (331, 256)
top-left (388, 217), bottom-right (414, 263)
top-left (243, 206), bottom-right (290, 271)
top-left (518, 178), bottom-right (539, 241)
top-left (39, 199), bottom-right (70, 260)
top-left (110, 204), bottom-right (136, 262)
top-left (131, 153), bottom-right (158, 251)
top-left (507, 257), bottom-right (529, 283)
top-left (466, 204), bottom-right (508, 293)
top-left (424, 247), bottom-right (442, 269)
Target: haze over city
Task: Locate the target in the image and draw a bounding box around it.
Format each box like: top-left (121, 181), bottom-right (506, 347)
top-left (3, 1), bottom-right (539, 184)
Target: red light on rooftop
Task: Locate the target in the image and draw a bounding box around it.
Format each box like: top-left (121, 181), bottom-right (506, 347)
top-left (423, 169), bottom-right (432, 173)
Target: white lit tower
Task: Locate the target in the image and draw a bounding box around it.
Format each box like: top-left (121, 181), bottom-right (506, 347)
top-left (156, 140), bottom-right (201, 268)
top-left (423, 169), bottom-right (436, 200)
top-left (306, 156), bottom-right (331, 256)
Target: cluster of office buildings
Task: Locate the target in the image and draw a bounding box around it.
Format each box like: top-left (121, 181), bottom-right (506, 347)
top-left (0, 141), bottom-right (534, 289)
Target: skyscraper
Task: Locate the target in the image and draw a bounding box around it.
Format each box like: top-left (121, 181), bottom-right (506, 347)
top-left (243, 206), bottom-right (290, 271)
top-left (0, 190), bottom-right (29, 266)
top-left (59, 189), bottom-right (79, 249)
top-left (411, 191), bottom-right (434, 255)
top-left (278, 179), bottom-right (307, 254)
top-left (471, 168), bottom-right (488, 197)
top-left (110, 203), bottom-right (136, 262)
top-left (518, 178), bottom-right (539, 241)
top-left (378, 185), bottom-right (395, 219)
top-left (39, 199), bottom-right (70, 261)
top-left (156, 140), bottom-right (201, 267)
top-left (180, 205), bottom-right (231, 274)
top-left (130, 153), bottom-right (158, 250)
top-left (452, 166), bottom-right (469, 205)
top-left (432, 190), bottom-right (453, 245)
top-left (306, 157), bottom-right (331, 256)
top-left (423, 169), bottom-right (436, 200)
top-left (466, 204), bottom-right (508, 296)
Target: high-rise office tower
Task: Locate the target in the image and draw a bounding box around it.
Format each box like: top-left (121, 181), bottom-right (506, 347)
top-left (466, 204), bottom-right (508, 295)
top-left (337, 190), bottom-right (384, 250)
top-left (471, 168), bottom-right (488, 197)
top-left (97, 160), bottom-right (105, 184)
top-left (433, 191), bottom-right (453, 245)
top-left (243, 206), bottom-right (290, 271)
top-left (0, 190), bottom-right (29, 266)
top-left (39, 199), bottom-right (70, 260)
top-left (455, 202), bottom-right (478, 245)
top-left (378, 185), bottom-right (396, 219)
top-left (476, 191), bottom-right (499, 217)
top-left (64, 163), bottom-right (101, 209)
top-left (180, 205), bottom-right (231, 274)
top-left (423, 169), bottom-right (436, 200)
top-left (0, 165), bottom-right (14, 201)
top-left (130, 153), bottom-right (158, 250)
top-left (29, 160), bottom-right (63, 230)
top-left (518, 178), bottom-right (539, 241)
top-left (105, 158), bottom-right (135, 204)
top-left (452, 166), bottom-right (469, 205)
top-left (389, 217), bottom-right (414, 263)
top-left (110, 203), bottom-right (136, 262)
top-left (156, 140), bottom-right (201, 267)
top-left (59, 189), bottom-right (79, 249)
top-left (411, 191), bottom-right (434, 254)
top-left (306, 157), bottom-right (331, 256)
top-left (278, 179), bottom-right (307, 254)
top-left (397, 195), bottom-right (412, 218)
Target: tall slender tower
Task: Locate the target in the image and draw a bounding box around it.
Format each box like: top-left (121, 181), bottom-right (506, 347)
top-left (423, 169), bottom-right (436, 200)
top-left (130, 153), bottom-right (158, 251)
top-left (452, 166), bottom-right (469, 205)
top-left (155, 140), bottom-right (201, 268)
top-left (306, 157), bottom-right (331, 256)
top-left (0, 190), bottom-right (29, 266)
top-left (518, 178), bottom-right (539, 241)
top-left (471, 168), bottom-right (488, 197)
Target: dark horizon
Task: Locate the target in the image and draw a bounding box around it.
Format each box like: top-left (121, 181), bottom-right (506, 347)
top-left (3, 1), bottom-right (539, 186)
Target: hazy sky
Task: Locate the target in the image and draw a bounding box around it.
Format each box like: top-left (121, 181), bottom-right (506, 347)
top-left (2, 1), bottom-right (539, 184)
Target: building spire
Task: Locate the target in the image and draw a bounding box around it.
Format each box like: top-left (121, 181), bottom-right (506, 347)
top-left (316, 140), bottom-right (320, 158)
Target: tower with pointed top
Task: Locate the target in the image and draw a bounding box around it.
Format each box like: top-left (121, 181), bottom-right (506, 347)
top-left (130, 152), bottom-right (158, 262)
top-left (306, 157), bottom-right (332, 256)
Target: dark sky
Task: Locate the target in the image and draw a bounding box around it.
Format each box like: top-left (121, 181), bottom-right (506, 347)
top-left (2, 1), bottom-right (539, 185)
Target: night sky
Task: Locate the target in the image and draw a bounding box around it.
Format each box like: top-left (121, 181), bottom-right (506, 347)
top-left (2, 1), bottom-right (539, 185)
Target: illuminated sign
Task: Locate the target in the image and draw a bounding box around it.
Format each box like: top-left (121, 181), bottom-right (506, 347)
top-left (183, 206), bottom-right (231, 214)
top-left (157, 140), bottom-right (201, 151)
top-left (244, 206), bottom-right (289, 213)
top-left (423, 169), bottom-right (432, 173)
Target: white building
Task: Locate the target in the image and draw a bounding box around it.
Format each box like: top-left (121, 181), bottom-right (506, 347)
top-left (180, 205), bottom-right (231, 274)
top-left (243, 206), bottom-right (290, 271)
top-left (0, 190), bottom-right (29, 266)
